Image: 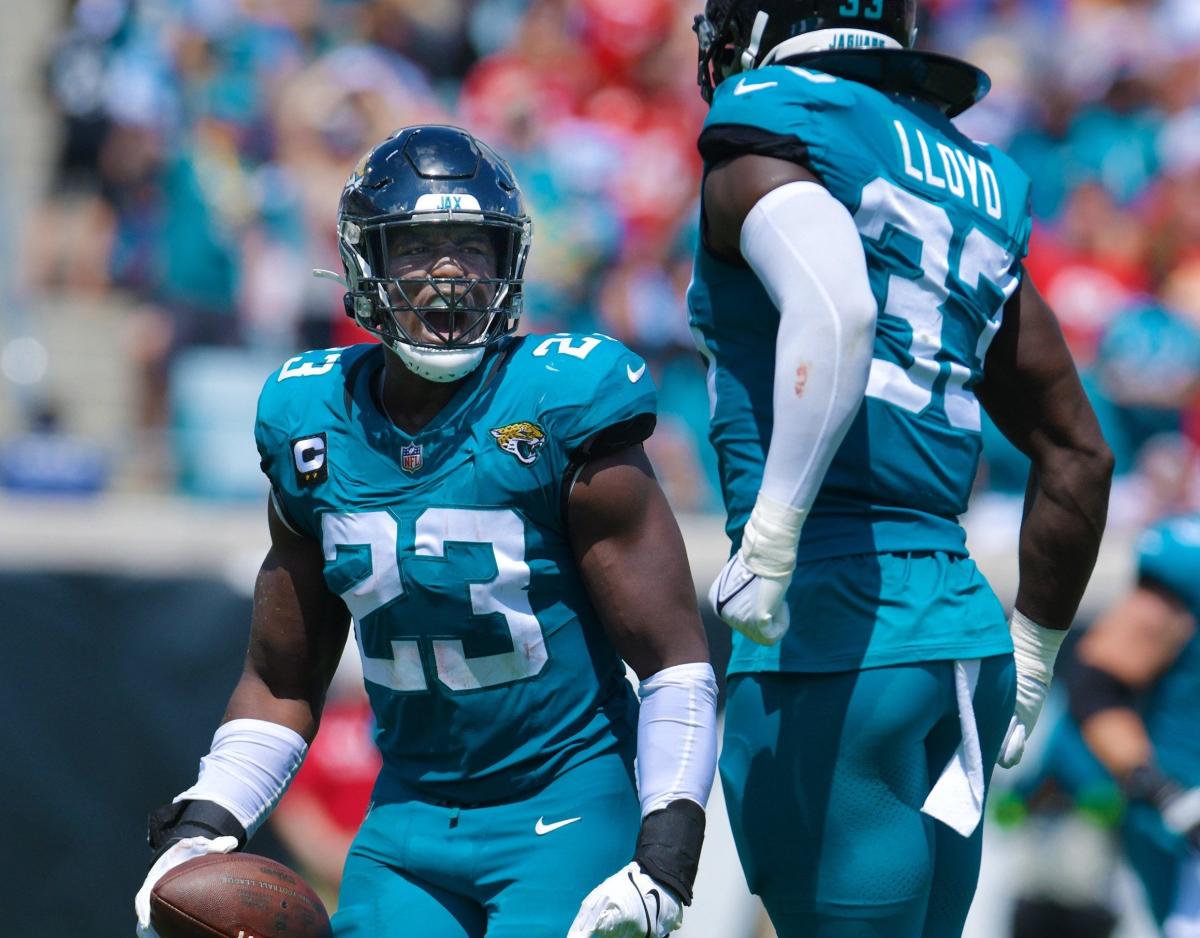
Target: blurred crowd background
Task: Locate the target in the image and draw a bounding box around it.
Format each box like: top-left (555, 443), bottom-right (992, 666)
top-left (4, 0), bottom-right (1198, 522)
top-left (2, 1), bottom-right (1199, 936)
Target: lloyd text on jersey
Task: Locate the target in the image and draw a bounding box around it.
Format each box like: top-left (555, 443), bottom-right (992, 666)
top-left (892, 119), bottom-right (1003, 221)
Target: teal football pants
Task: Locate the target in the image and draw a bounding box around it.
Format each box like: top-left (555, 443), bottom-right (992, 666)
top-left (721, 655), bottom-right (1015, 938)
top-left (332, 750), bottom-right (640, 937)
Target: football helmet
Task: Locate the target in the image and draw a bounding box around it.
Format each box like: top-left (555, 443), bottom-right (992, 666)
top-left (693, 0), bottom-right (988, 117)
top-left (320, 125), bottom-right (531, 382)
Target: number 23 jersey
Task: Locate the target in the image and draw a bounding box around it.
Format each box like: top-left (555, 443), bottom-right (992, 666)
top-left (689, 64), bottom-right (1034, 561)
top-left (254, 334), bottom-right (656, 805)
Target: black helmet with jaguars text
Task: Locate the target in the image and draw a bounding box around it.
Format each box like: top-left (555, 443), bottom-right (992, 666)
top-left (693, 0), bottom-right (988, 117)
top-left (329, 125), bottom-right (531, 382)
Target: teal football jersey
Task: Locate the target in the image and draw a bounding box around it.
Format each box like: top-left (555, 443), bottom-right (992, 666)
top-left (689, 64), bottom-right (1034, 561)
top-left (254, 334), bottom-right (656, 804)
top-left (1136, 514), bottom-right (1200, 787)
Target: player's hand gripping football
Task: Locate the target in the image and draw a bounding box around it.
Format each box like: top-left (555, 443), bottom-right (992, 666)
top-left (709, 551), bottom-right (792, 646)
top-left (567, 862), bottom-right (683, 938)
top-left (134, 835), bottom-right (239, 937)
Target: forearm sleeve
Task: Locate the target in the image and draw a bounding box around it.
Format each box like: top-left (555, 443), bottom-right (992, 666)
top-left (739, 182), bottom-right (876, 541)
top-left (174, 718), bottom-right (307, 838)
top-left (635, 662), bottom-right (718, 817)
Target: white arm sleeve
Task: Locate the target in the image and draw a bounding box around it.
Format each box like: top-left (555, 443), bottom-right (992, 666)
top-left (737, 181), bottom-right (877, 574)
top-left (636, 662), bottom-right (719, 817)
top-left (174, 718), bottom-right (308, 838)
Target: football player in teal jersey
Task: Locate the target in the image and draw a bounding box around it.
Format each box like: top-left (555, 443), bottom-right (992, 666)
top-left (687, 1), bottom-right (1114, 935)
top-left (134, 126), bottom-right (719, 938)
top-left (1072, 514), bottom-right (1200, 936)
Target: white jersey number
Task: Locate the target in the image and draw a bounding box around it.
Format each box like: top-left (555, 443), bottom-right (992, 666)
top-left (278, 349), bottom-right (344, 381)
top-left (321, 508), bottom-right (548, 693)
top-left (854, 178), bottom-right (1019, 432)
top-left (532, 334), bottom-right (604, 360)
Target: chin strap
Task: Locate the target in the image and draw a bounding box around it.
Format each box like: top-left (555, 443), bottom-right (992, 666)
top-left (740, 11), bottom-right (770, 71)
top-left (312, 268), bottom-right (350, 289)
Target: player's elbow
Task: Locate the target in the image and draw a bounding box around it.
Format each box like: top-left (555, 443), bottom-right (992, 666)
top-left (1066, 434), bottom-right (1115, 492)
top-left (1037, 430), bottom-right (1114, 503)
top-left (1089, 438), bottom-right (1116, 488)
top-left (840, 279), bottom-right (878, 362)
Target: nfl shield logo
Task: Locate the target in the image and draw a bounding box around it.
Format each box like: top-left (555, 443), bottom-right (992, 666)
top-left (400, 443), bottom-right (423, 473)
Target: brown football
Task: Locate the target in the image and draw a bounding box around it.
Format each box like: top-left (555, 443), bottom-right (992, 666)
top-left (150, 853), bottom-right (332, 938)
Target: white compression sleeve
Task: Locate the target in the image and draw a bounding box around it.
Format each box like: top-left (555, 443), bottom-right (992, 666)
top-left (636, 662), bottom-right (719, 817)
top-left (174, 718), bottom-right (308, 838)
top-left (738, 182), bottom-right (877, 567)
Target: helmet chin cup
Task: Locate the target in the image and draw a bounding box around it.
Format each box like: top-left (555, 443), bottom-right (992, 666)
top-left (390, 341), bottom-right (486, 383)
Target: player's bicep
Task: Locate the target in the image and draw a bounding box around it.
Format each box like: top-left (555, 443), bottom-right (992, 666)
top-left (1077, 582), bottom-right (1196, 688)
top-left (225, 498), bottom-right (350, 736)
top-left (566, 445), bottom-right (708, 680)
top-left (703, 154), bottom-right (821, 260)
top-left (977, 272), bottom-right (1108, 466)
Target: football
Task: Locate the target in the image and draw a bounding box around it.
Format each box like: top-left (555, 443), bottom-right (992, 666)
top-left (150, 853), bottom-right (332, 938)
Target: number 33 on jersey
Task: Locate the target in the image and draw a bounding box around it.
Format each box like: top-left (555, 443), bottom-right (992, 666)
top-left (253, 333), bottom-right (656, 805)
top-left (690, 62), bottom-right (1033, 561)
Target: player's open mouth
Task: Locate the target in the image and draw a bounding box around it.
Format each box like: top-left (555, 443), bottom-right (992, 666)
top-left (394, 288), bottom-right (495, 346)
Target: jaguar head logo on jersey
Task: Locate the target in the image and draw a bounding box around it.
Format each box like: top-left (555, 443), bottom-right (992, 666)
top-left (491, 422), bottom-right (546, 466)
top-left (400, 443), bottom-right (424, 473)
top-left (291, 434), bottom-right (328, 486)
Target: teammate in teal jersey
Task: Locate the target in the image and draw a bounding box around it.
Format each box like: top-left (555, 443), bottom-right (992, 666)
top-left (687, 2), bottom-right (1114, 935)
top-left (1072, 514), bottom-right (1200, 935)
top-left (134, 126), bottom-right (719, 938)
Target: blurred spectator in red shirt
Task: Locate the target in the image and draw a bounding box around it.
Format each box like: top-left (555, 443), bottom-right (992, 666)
top-left (1025, 182), bottom-right (1150, 364)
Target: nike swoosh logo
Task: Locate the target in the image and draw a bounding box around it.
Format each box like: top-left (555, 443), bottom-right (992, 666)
top-left (534, 815), bottom-right (582, 835)
top-left (626, 363), bottom-right (646, 383)
top-left (733, 78), bottom-right (778, 96)
top-left (646, 887), bottom-right (661, 937)
top-left (715, 562), bottom-right (754, 614)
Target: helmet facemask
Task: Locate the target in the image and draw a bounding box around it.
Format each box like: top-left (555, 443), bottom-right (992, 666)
top-left (339, 212), bottom-right (531, 381)
top-left (694, 0), bottom-right (749, 104)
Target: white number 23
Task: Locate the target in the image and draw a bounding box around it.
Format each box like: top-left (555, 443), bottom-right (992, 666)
top-left (321, 508), bottom-right (548, 693)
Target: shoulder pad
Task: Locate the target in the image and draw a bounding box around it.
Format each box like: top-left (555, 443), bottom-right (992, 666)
top-left (255, 344), bottom-right (374, 488)
top-left (259, 345), bottom-right (373, 413)
top-left (514, 333), bottom-right (657, 455)
top-left (707, 65), bottom-right (857, 132)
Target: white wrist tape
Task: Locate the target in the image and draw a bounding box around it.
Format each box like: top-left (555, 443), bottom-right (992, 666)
top-left (741, 493), bottom-right (806, 579)
top-left (740, 181), bottom-right (876, 547)
top-left (175, 718), bottom-right (307, 838)
top-left (1010, 609), bottom-right (1066, 687)
top-left (636, 662), bottom-right (719, 817)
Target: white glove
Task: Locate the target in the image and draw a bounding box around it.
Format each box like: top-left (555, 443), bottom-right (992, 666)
top-left (709, 494), bottom-right (801, 646)
top-left (998, 669), bottom-right (1048, 768)
top-left (567, 862), bottom-right (683, 938)
top-left (134, 835), bottom-right (239, 936)
top-left (998, 610), bottom-right (1066, 769)
top-left (709, 551), bottom-right (791, 645)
